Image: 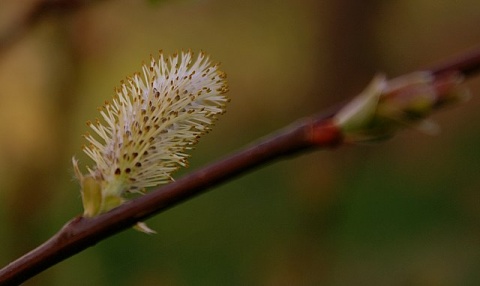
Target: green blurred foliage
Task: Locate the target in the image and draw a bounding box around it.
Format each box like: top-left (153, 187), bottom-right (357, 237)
top-left (1, 0), bottom-right (480, 285)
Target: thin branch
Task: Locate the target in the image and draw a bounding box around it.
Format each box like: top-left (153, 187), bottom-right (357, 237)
top-left (430, 46), bottom-right (480, 78)
top-left (0, 0), bottom-right (98, 56)
top-left (1, 46), bottom-right (480, 285)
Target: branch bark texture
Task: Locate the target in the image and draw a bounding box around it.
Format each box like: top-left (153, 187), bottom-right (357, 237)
top-left (1, 46), bottom-right (480, 285)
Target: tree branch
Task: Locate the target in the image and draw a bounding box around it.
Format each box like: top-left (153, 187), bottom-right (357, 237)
top-left (430, 46), bottom-right (480, 77)
top-left (0, 0), bottom-right (99, 57)
top-left (1, 46), bottom-right (480, 285)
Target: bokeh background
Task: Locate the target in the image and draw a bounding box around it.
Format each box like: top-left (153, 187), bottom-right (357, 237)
top-left (1, 0), bottom-right (480, 285)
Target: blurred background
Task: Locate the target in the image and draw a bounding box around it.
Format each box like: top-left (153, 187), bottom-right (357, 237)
top-left (1, 0), bottom-right (480, 285)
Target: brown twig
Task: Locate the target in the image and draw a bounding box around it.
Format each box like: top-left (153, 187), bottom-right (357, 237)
top-left (1, 46), bottom-right (480, 285)
top-left (430, 46), bottom-right (480, 78)
top-left (0, 0), bottom-right (97, 56)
